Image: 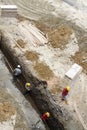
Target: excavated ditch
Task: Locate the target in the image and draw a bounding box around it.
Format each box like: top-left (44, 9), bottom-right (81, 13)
top-left (0, 32), bottom-right (65, 130)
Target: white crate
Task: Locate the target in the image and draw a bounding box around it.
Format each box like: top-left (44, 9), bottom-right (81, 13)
top-left (0, 5), bottom-right (17, 10)
top-left (0, 5), bottom-right (17, 17)
top-left (65, 63), bottom-right (83, 79)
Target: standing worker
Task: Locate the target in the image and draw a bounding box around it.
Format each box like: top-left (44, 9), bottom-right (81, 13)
top-left (13, 65), bottom-right (22, 81)
top-left (24, 82), bottom-right (31, 96)
top-left (62, 86), bottom-right (70, 100)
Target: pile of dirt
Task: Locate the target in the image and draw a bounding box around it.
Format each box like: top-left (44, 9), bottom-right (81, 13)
top-left (24, 51), bottom-right (39, 61)
top-left (72, 51), bottom-right (87, 73)
top-left (16, 39), bottom-right (27, 48)
top-left (34, 62), bottom-right (53, 80)
top-left (0, 102), bottom-right (16, 122)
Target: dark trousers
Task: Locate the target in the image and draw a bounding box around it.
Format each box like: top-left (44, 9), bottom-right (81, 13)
top-left (13, 75), bottom-right (18, 82)
top-left (24, 90), bottom-right (30, 96)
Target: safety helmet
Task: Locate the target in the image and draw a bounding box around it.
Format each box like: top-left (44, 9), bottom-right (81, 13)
top-left (26, 83), bottom-right (31, 87)
top-left (66, 86), bottom-right (70, 91)
top-left (17, 65), bottom-right (21, 68)
top-left (45, 112), bottom-right (50, 117)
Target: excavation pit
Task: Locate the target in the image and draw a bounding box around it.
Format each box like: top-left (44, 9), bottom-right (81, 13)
top-left (0, 31), bottom-right (65, 130)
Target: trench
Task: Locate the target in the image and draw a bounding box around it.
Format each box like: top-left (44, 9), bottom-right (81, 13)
top-left (0, 33), bottom-right (65, 130)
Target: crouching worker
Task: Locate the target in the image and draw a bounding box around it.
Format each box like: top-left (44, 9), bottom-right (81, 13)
top-left (41, 112), bottom-right (50, 121)
top-left (24, 83), bottom-right (31, 96)
top-left (34, 112), bottom-right (50, 128)
top-left (13, 65), bottom-right (22, 81)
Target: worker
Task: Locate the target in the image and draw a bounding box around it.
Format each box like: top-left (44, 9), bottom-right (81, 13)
top-left (34, 112), bottom-right (50, 128)
top-left (24, 82), bottom-right (31, 96)
top-left (13, 65), bottom-right (22, 81)
top-left (62, 86), bottom-right (70, 100)
top-left (41, 112), bottom-right (50, 121)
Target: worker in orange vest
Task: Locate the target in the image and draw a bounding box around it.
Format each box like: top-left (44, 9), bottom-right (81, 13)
top-left (62, 86), bottom-right (70, 100)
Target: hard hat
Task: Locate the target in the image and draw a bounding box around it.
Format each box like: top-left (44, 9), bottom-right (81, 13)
top-left (17, 65), bottom-right (21, 68)
top-left (66, 86), bottom-right (70, 91)
top-left (45, 112), bottom-right (50, 117)
top-left (26, 83), bottom-right (31, 87)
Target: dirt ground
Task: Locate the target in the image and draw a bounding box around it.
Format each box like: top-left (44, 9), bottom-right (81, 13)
top-left (0, 80), bottom-right (29, 130)
top-left (24, 51), bottom-right (39, 61)
top-left (0, 102), bottom-right (16, 122)
top-left (34, 61), bottom-right (54, 80)
top-left (72, 51), bottom-right (87, 73)
top-left (36, 22), bottom-right (73, 49)
top-left (71, 35), bottom-right (87, 73)
top-left (0, 0), bottom-right (87, 130)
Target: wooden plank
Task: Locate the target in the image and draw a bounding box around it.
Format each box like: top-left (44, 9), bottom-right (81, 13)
top-left (18, 23), bottom-right (48, 46)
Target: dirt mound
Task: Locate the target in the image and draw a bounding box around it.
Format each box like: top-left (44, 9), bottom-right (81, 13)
top-left (0, 102), bottom-right (16, 122)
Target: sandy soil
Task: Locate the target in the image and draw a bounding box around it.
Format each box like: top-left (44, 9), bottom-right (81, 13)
top-left (0, 102), bottom-right (16, 122)
top-left (0, 0), bottom-right (87, 130)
